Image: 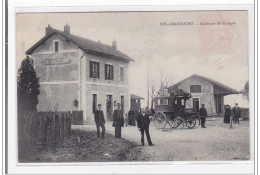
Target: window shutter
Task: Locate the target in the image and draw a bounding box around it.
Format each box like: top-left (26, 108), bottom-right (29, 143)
top-left (89, 61), bottom-right (92, 78)
top-left (111, 65), bottom-right (114, 80)
top-left (105, 64), bottom-right (107, 80)
top-left (97, 63), bottom-right (100, 78)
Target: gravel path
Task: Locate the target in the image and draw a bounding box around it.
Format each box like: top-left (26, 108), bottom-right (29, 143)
top-left (73, 118), bottom-right (250, 161)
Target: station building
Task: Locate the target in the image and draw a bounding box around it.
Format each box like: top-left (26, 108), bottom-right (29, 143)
top-left (168, 74), bottom-right (239, 115)
top-left (26, 24), bottom-right (134, 123)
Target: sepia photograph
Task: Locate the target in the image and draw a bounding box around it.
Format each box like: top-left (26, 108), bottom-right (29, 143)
top-left (16, 10), bottom-right (251, 164)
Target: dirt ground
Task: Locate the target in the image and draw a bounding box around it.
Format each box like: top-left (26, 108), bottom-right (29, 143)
top-left (74, 117), bottom-right (250, 161)
top-left (20, 130), bottom-right (147, 162)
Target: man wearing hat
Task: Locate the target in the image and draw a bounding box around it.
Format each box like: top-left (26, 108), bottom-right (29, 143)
top-left (94, 104), bottom-right (106, 139)
top-left (233, 103), bottom-right (241, 124)
top-left (199, 104), bottom-right (207, 128)
top-left (137, 107), bottom-right (154, 146)
top-left (112, 103), bottom-right (125, 138)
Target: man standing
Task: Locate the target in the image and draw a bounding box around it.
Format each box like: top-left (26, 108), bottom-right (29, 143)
top-left (94, 104), bottom-right (106, 139)
top-left (233, 103), bottom-right (241, 124)
top-left (112, 103), bottom-right (125, 138)
top-left (199, 104), bottom-right (207, 128)
top-left (137, 107), bottom-right (154, 146)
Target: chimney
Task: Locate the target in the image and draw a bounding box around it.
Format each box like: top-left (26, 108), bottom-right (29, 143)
top-left (45, 24), bottom-right (53, 35)
top-left (112, 40), bottom-right (117, 49)
top-left (64, 23), bottom-right (70, 35)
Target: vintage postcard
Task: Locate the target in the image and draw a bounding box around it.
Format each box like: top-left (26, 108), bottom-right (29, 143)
top-left (9, 4), bottom-right (255, 174)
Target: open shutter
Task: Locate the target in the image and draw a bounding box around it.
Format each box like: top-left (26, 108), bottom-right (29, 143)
top-left (89, 61), bottom-right (92, 78)
top-left (105, 64), bottom-right (107, 80)
top-left (111, 65), bottom-right (114, 80)
top-left (97, 63), bottom-right (100, 79)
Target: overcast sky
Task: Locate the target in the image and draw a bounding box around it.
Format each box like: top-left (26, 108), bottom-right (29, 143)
top-left (16, 11), bottom-right (249, 107)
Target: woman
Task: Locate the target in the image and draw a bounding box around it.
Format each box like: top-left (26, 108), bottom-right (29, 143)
top-left (128, 107), bottom-right (136, 126)
top-left (224, 105), bottom-right (231, 124)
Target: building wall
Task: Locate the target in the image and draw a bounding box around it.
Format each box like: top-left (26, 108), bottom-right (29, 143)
top-left (31, 34), bottom-right (130, 122)
top-left (85, 85), bottom-right (129, 121)
top-left (33, 35), bottom-right (79, 82)
top-left (32, 34), bottom-right (80, 112)
top-left (82, 52), bottom-right (130, 122)
top-left (177, 76), bottom-right (216, 115)
top-left (37, 83), bottom-right (79, 111)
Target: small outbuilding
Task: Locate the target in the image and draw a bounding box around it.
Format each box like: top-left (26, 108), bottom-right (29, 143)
top-left (168, 74), bottom-right (239, 116)
top-left (130, 94), bottom-right (144, 112)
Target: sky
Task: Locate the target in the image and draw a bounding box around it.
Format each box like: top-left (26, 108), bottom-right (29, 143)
top-left (16, 11), bottom-right (250, 108)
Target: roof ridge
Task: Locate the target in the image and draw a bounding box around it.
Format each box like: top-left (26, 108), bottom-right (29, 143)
top-left (194, 74), bottom-right (239, 93)
top-left (168, 74), bottom-right (239, 94)
top-left (26, 28), bottom-right (134, 62)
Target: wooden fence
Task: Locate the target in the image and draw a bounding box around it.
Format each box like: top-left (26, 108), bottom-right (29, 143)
top-left (72, 111), bottom-right (83, 125)
top-left (30, 112), bottom-right (72, 147)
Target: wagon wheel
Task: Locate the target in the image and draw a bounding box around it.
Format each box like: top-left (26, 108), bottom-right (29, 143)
top-left (173, 117), bottom-right (184, 129)
top-left (153, 112), bottom-right (167, 129)
top-left (168, 117), bottom-right (177, 128)
top-left (194, 118), bottom-right (201, 128)
top-left (186, 117), bottom-right (196, 129)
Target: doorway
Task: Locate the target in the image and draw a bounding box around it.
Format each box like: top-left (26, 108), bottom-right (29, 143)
top-left (106, 95), bottom-right (113, 121)
top-left (121, 96), bottom-right (125, 114)
top-left (193, 98), bottom-right (200, 112)
top-left (92, 94), bottom-right (97, 114)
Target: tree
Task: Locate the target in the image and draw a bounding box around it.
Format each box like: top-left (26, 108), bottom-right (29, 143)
top-left (149, 76), bottom-right (173, 110)
top-left (241, 81), bottom-right (249, 100)
top-left (17, 56), bottom-right (40, 111)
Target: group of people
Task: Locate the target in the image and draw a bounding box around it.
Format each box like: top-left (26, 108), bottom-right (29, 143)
top-left (94, 103), bottom-right (154, 146)
top-left (224, 103), bottom-right (241, 124)
top-left (198, 103), bottom-right (241, 128)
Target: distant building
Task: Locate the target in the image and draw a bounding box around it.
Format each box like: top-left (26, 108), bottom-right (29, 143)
top-left (26, 24), bottom-right (134, 123)
top-left (168, 74), bottom-right (239, 115)
top-left (130, 94), bottom-right (144, 112)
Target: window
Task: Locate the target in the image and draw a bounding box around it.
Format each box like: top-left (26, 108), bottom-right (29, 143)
top-left (190, 85), bottom-right (202, 93)
top-left (54, 41), bottom-right (59, 52)
top-left (162, 99), bottom-right (168, 105)
top-left (89, 61), bottom-right (100, 78)
top-left (120, 67), bottom-right (125, 82)
top-left (159, 98), bottom-right (168, 105)
top-left (105, 64), bottom-right (114, 80)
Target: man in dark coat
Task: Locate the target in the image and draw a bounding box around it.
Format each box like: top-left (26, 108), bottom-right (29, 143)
top-left (199, 104), bottom-right (207, 128)
top-left (137, 107), bottom-right (154, 146)
top-left (233, 103), bottom-right (241, 124)
top-left (94, 104), bottom-right (106, 139)
top-left (112, 103), bottom-right (125, 138)
top-left (128, 107), bottom-right (136, 126)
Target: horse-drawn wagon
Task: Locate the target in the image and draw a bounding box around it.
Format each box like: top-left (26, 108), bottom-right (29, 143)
top-left (152, 89), bottom-right (199, 129)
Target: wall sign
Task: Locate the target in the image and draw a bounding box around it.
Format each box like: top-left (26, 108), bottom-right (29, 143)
top-left (42, 54), bottom-right (71, 65)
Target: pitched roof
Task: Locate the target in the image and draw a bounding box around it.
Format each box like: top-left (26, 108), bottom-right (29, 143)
top-left (131, 94), bottom-right (144, 100)
top-left (26, 29), bottom-right (134, 62)
top-left (168, 74), bottom-right (239, 95)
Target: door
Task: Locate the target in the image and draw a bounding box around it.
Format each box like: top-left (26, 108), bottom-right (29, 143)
top-left (106, 95), bottom-right (113, 121)
top-left (121, 96), bottom-right (125, 114)
top-left (92, 94), bottom-right (97, 114)
top-left (193, 98), bottom-right (200, 112)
